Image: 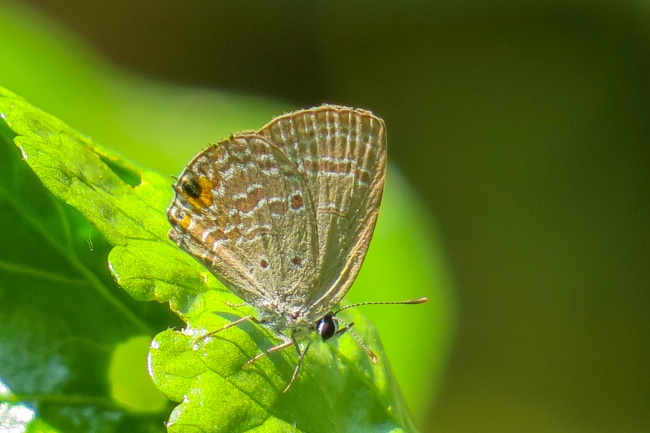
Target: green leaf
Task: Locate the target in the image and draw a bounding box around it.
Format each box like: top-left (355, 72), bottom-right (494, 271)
top-left (0, 86), bottom-right (427, 432)
top-left (150, 293), bottom-right (416, 433)
top-left (0, 87), bottom-right (173, 432)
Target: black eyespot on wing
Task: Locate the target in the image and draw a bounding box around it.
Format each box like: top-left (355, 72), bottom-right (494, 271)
top-left (181, 178), bottom-right (202, 198)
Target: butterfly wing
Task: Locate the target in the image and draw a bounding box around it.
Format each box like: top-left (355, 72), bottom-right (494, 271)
top-left (259, 105), bottom-right (387, 320)
top-left (167, 134), bottom-right (318, 310)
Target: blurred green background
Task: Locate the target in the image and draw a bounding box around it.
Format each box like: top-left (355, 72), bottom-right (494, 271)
top-left (2, 0), bottom-right (649, 432)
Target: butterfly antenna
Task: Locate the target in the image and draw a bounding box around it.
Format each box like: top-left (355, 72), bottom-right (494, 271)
top-left (335, 317), bottom-right (378, 363)
top-left (333, 296), bottom-right (428, 315)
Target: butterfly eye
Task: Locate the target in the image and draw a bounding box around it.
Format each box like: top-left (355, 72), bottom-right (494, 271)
top-left (316, 314), bottom-right (338, 341)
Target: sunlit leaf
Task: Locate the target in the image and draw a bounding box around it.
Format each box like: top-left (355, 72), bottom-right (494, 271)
top-left (1, 87), bottom-right (422, 432)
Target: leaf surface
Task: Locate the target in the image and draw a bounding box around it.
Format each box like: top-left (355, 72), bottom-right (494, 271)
top-left (0, 87), bottom-right (419, 432)
top-left (0, 88), bottom-right (173, 432)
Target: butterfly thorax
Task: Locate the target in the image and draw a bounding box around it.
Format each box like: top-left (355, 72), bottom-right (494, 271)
top-left (255, 299), bottom-right (320, 339)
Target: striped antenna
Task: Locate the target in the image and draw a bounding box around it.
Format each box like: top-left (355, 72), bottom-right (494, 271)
top-left (333, 297), bottom-right (428, 315)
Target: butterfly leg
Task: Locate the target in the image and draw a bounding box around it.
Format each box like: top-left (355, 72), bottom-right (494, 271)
top-left (334, 321), bottom-right (355, 338)
top-left (283, 338), bottom-right (312, 393)
top-left (225, 301), bottom-right (249, 308)
top-left (243, 332), bottom-right (294, 369)
top-left (194, 315), bottom-right (259, 343)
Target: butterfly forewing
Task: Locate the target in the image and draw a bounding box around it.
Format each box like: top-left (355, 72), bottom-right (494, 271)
top-left (260, 106), bottom-right (387, 318)
top-left (168, 134), bottom-right (319, 308)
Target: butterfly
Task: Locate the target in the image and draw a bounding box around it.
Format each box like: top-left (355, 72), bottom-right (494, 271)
top-left (167, 104), bottom-right (426, 392)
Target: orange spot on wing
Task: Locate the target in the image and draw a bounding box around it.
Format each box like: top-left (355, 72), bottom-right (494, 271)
top-left (290, 194), bottom-right (303, 210)
top-left (187, 176), bottom-right (215, 209)
top-left (179, 214), bottom-right (192, 230)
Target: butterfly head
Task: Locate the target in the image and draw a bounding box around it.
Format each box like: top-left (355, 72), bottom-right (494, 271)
top-left (315, 313), bottom-right (338, 341)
